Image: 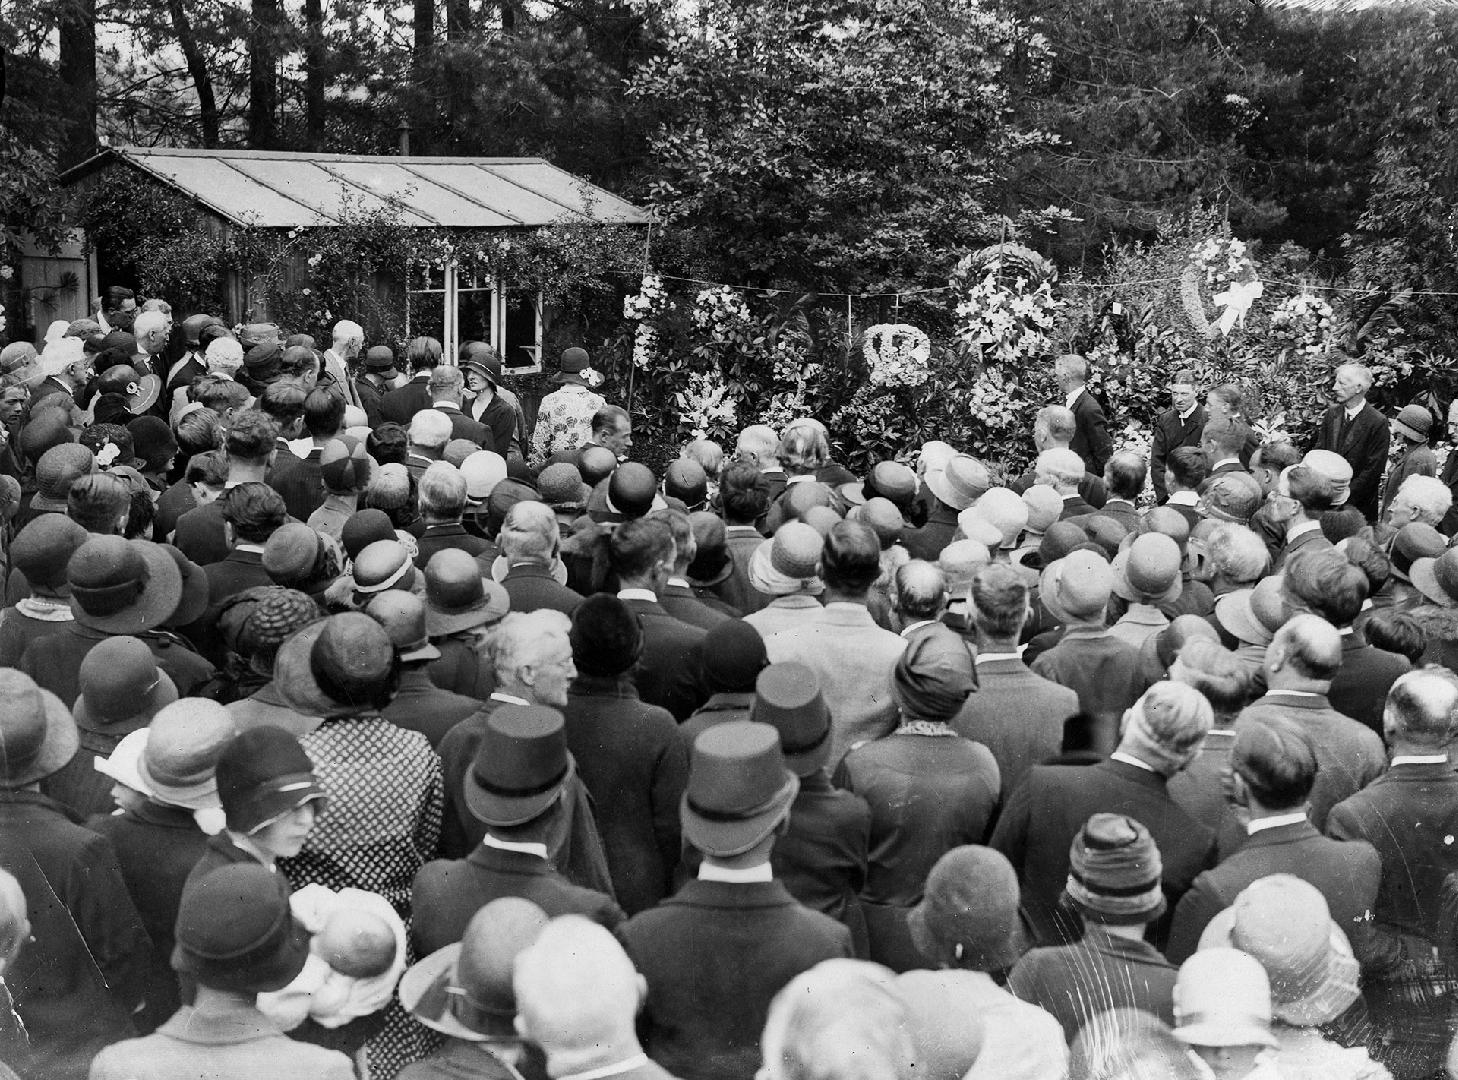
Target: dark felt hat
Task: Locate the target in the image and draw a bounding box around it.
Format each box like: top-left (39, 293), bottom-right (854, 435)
top-left (31, 444), bottom-right (95, 513)
top-left (0, 670), bottom-right (78, 788)
top-left (68, 537), bottom-right (183, 635)
top-left (607, 463), bottom-right (658, 521)
top-left (215, 723), bottom-right (328, 835)
top-left (701, 618), bottom-right (769, 693)
top-left (554, 346), bottom-right (590, 384)
top-left (751, 663), bottom-right (831, 776)
top-left (72, 635), bottom-right (179, 734)
top-left (10, 514), bottom-right (89, 592)
top-left (687, 511), bottom-right (734, 587)
top-left (464, 705), bottom-right (575, 827)
top-left (172, 864), bottom-right (311, 993)
top-left (274, 612), bottom-right (398, 718)
top-left (424, 548), bottom-right (510, 636)
top-left (569, 594), bottom-right (642, 677)
top-left (665, 459), bottom-right (708, 510)
top-left (19, 411), bottom-right (74, 466)
top-left (681, 720), bottom-right (798, 858)
top-left (363, 346), bottom-right (397, 374)
top-left (341, 508), bottom-right (397, 561)
top-left (907, 846), bottom-right (1025, 972)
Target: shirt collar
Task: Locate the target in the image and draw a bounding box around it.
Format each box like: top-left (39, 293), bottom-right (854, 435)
top-left (1247, 811), bottom-right (1308, 835)
top-left (1178, 406), bottom-right (1196, 422)
top-left (234, 543), bottom-right (266, 555)
top-left (1391, 754), bottom-right (1451, 766)
top-left (490, 691), bottom-right (532, 706)
top-left (557, 1056), bottom-right (652, 1080)
top-left (1167, 490), bottom-right (1199, 506)
top-left (617, 588), bottom-right (658, 603)
top-left (482, 833), bottom-right (549, 859)
top-left (1110, 751), bottom-right (1156, 773)
top-left (900, 620), bottom-right (934, 638)
top-left (433, 400), bottom-right (461, 412)
top-left (1270, 688), bottom-right (1321, 698)
top-left (975, 648), bottom-right (1025, 663)
top-left (665, 576), bottom-right (691, 589)
top-left (1065, 388), bottom-right (1082, 410)
top-left (1344, 401), bottom-right (1364, 421)
top-left (698, 861), bottom-right (774, 884)
top-left (1287, 520), bottom-right (1321, 541)
top-left (1212, 457), bottom-right (1241, 470)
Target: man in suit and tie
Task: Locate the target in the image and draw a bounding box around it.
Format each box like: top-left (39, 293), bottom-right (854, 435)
top-left (1165, 714), bottom-right (1381, 965)
top-left (990, 681), bottom-right (1217, 948)
top-left (162, 314), bottom-right (216, 406)
top-left (1151, 368), bottom-right (1206, 504)
top-left (1037, 447), bottom-right (1097, 520)
top-left (1314, 362), bottom-right (1390, 523)
top-left (425, 365), bottom-right (493, 450)
top-left (1011, 406), bottom-right (1108, 508)
top-left (1055, 353), bottom-right (1112, 476)
top-left (952, 564), bottom-right (1078, 796)
top-left (1201, 416), bottom-right (1252, 479)
top-left (618, 720), bottom-right (853, 1080)
top-left (498, 501), bottom-right (583, 616)
top-left (1099, 452), bottom-right (1145, 532)
top-left (1268, 464), bottom-right (1335, 570)
top-left (1328, 670), bottom-right (1458, 1077)
top-left (378, 337), bottom-right (442, 425)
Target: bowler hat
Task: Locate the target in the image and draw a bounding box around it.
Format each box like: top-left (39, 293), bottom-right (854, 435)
top-left (215, 724), bottom-right (328, 835)
top-left (10, 514), bottom-right (89, 593)
top-left (424, 549), bottom-right (510, 636)
top-left (1039, 550), bottom-right (1114, 623)
top-left (1065, 813), bottom-right (1166, 925)
top-left (907, 845), bottom-right (1025, 972)
top-left (681, 720), bottom-right (798, 858)
top-left (264, 523), bottom-right (325, 588)
top-left (751, 663), bottom-right (831, 776)
top-left (1412, 548), bottom-right (1458, 608)
top-left (687, 511), bottom-right (734, 587)
top-left (173, 864), bottom-right (311, 994)
top-left (366, 589), bottom-right (443, 663)
top-left (486, 479), bottom-right (540, 536)
top-left (569, 594), bottom-right (642, 677)
top-left (72, 635), bottom-right (179, 734)
top-left (607, 463), bottom-right (658, 520)
top-left (1391, 522), bottom-right (1446, 582)
top-left (748, 522), bottom-right (824, 597)
top-left (925, 455), bottom-right (990, 512)
top-left (536, 463), bottom-right (589, 513)
top-left (68, 537), bottom-right (184, 635)
top-left (553, 346), bottom-right (590, 384)
top-left (135, 699), bottom-right (235, 811)
top-left (1078, 514), bottom-right (1130, 560)
top-left (461, 451), bottom-right (509, 502)
top-left (353, 540), bottom-right (416, 597)
top-left (852, 498), bottom-right (904, 550)
top-left (701, 619), bottom-right (768, 693)
top-left (274, 612), bottom-right (398, 718)
top-left (1213, 577), bottom-right (1287, 646)
top-left (1035, 521), bottom-right (1087, 568)
top-left (665, 460), bottom-right (708, 510)
top-left (1112, 533), bottom-right (1183, 605)
top-left (0, 670), bottom-right (78, 788)
top-left (341, 509), bottom-right (397, 561)
top-left (1173, 948), bottom-right (1279, 1051)
top-left (464, 705), bottom-right (575, 827)
top-left (363, 346), bottom-right (397, 374)
top-left (31, 444), bottom-right (95, 513)
top-left (400, 898), bottom-right (548, 1041)
top-left (1200, 874), bottom-right (1360, 1027)
top-left (1392, 403), bottom-right (1433, 443)
top-left (861, 460), bottom-right (919, 510)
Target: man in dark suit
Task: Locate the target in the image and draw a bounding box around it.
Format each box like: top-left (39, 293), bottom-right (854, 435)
top-left (1328, 670), bottom-right (1458, 1076)
top-left (1283, 547), bottom-right (1410, 737)
top-left (1162, 446), bottom-right (1209, 533)
top-left (563, 596), bottom-right (688, 916)
top-left (1314, 362), bottom-right (1391, 523)
top-left (269, 387), bottom-right (341, 522)
top-left (990, 680), bottom-right (1217, 947)
top-left (413, 465), bottom-right (492, 569)
top-left (378, 337), bottom-right (440, 425)
top-left (1150, 368), bottom-right (1206, 503)
top-left (413, 704), bottom-right (624, 956)
top-left (206, 483), bottom-right (286, 606)
top-left (1201, 416), bottom-right (1252, 480)
top-left (953, 565), bottom-right (1080, 796)
top-left (1269, 464), bottom-right (1335, 570)
top-left (618, 721), bottom-right (853, 1080)
top-left (161, 314), bottom-right (216, 407)
top-left (426, 365), bottom-right (494, 450)
top-left (353, 346), bottom-right (398, 429)
top-left (1033, 447), bottom-right (1097, 522)
top-left (173, 409), bottom-right (278, 567)
top-left (1010, 406), bottom-right (1108, 509)
top-left (611, 516), bottom-right (709, 720)
top-left (656, 509), bottom-right (732, 631)
top-left (1166, 715), bottom-right (1381, 965)
top-left (1098, 452), bottom-right (1145, 532)
top-left (1055, 353), bottom-right (1112, 476)
top-left (497, 502), bottom-right (583, 615)
top-left (367, 591), bottom-right (485, 748)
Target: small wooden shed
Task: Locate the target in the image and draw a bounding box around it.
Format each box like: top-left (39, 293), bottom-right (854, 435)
top-left (59, 146), bottom-right (651, 368)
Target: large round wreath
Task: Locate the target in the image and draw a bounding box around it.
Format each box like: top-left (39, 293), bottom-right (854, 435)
top-left (864, 324), bottom-right (931, 388)
top-left (1181, 237), bottom-right (1263, 339)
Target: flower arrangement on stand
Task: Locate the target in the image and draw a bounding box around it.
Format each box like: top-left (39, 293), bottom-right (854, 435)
top-left (1181, 236), bottom-right (1262, 339)
top-left (674, 371), bottom-right (739, 442)
top-left (862, 324), bottom-right (931, 388)
top-left (624, 273), bottom-right (669, 371)
top-left (1268, 292), bottom-right (1335, 357)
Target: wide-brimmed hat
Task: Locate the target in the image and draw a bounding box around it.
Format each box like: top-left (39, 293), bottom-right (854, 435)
top-left (1173, 948), bottom-right (1279, 1050)
top-left (68, 536), bottom-right (183, 635)
top-left (0, 670), bottom-right (79, 788)
top-left (11, 514), bottom-right (90, 594)
top-left (215, 724), bottom-right (328, 835)
top-left (751, 663), bottom-right (831, 777)
top-left (424, 549), bottom-right (510, 636)
top-left (1412, 548), bottom-right (1458, 608)
top-left (1213, 576), bottom-right (1287, 646)
top-left (1112, 533), bottom-right (1183, 605)
top-left (274, 612), bottom-right (398, 719)
top-left (925, 455), bottom-right (990, 512)
top-left (366, 589), bottom-right (443, 663)
top-left (1392, 403), bottom-right (1433, 443)
top-left (1391, 523), bottom-right (1447, 583)
top-left (1064, 813), bottom-right (1166, 926)
top-left (460, 451), bottom-right (509, 503)
top-left (682, 720), bottom-right (798, 859)
top-left (94, 364), bottom-right (161, 416)
top-left (1200, 874), bottom-right (1361, 1027)
top-left (72, 635), bottom-right (179, 734)
top-left (162, 544), bottom-right (211, 628)
top-left (173, 864), bottom-right (311, 994)
top-left (907, 845), bottom-right (1025, 972)
top-left (553, 346), bottom-right (590, 384)
top-left (363, 345), bottom-right (397, 375)
top-left (31, 444), bottom-right (95, 514)
top-left (135, 699), bottom-right (236, 811)
top-left (1039, 550), bottom-right (1114, 623)
top-left (464, 705), bottom-right (576, 827)
top-left (93, 728), bottom-right (151, 795)
top-left (401, 897), bottom-right (548, 1041)
top-left (749, 522), bottom-right (824, 597)
top-left (953, 507), bottom-right (1002, 552)
top-left (972, 487), bottom-right (1029, 549)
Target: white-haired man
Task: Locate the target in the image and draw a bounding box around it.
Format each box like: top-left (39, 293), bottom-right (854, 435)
top-left (131, 309), bottom-right (171, 383)
top-left (1314, 363), bottom-right (1389, 523)
top-left (1053, 354), bottom-right (1112, 475)
top-left (499, 501), bottom-right (582, 615)
top-left (321, 319), bottom-right (363, 408)
top-left (32, 337), bottom-right (92, 414)
top-left (1386, 473), bottom-right (1453, 532)
top-left (406, 409), bottom-right (453, 480)
top-left (1035, 448), bottom-right (1094, 520)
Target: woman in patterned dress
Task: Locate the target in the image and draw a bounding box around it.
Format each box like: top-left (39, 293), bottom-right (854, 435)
top-left (274, 610), bottom-right (444, 1079)
top-left (530, 347), bottom-right (604, 466)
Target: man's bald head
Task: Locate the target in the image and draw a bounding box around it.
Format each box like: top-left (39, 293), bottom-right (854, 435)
top-left (1034, 406), bottom-right (1076, 449)
top-left (1268, 613), bottom-right (1342, 684)
top-left (1385, 669), bottom-right (1458, 751)
top-left (894, 560), bottom-right (947, 623)
top-left (514, 916), bottom-right (645, 1058)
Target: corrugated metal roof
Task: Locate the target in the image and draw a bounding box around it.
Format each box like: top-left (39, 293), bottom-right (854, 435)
top-left (1263, 0), bottom-right (1458, 10)
top-left (61, 147), bottom-right (651, 229)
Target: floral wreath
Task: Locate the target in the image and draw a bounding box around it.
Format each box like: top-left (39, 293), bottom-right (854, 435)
top-left (863, 324), bottom-right (931, 388)
top-left (1181, 237), bottom-right (1262, 339)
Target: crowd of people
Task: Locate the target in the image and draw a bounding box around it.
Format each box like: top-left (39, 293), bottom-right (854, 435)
top-left (0, 288), bottom-right (1456, 1080)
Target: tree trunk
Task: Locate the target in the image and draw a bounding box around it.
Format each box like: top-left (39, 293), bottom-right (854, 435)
top-left (447, 0), bottom-right (472, 38)
top-left (501, 0), bottom-right (516, 33)
top-left (414, 0), bottom-right (435, 59)
top-left (248, 0), bottom-right (280, 148)
top-left (167, 0), bottom-right (219, 147)
top-left (304, 0), bottom-right (326, 149)
top-left (57, 0), bottom-right (98, 168)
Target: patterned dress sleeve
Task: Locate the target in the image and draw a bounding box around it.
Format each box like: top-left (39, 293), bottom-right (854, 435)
top-left (414, 746), bottom-right (445, 865)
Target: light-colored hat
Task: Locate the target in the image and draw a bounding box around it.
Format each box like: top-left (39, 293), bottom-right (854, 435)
top-left (460, 451), bottom-right (508, 502)
top-left (1301, 450), bottom-right (1352, 507)
top-left (134, 699), bottom-right (237, 811)
top-left (1173, 948), bottom-right (1279, 1050)
top-left (1039, 550), bottom-right (1113, 622)
top-left (1213, 576), bottom-right (1287, 646)
top-left (937, 539), bottom-right (991, 590)
top-left (955, 507), bottom-right (1004, 551)
top-left (1021, 485), bottom-right (1063, 534)
top-left (749, 522), bottom-right (824, 597)
top-left (925, 455), bottom-right (990, 512)
top-left (1111, 533), bottom-right (1183, 605)
top-left (1199, 874), bottom-right (1361, 1027)
top-left (972, 487), bottom-right (1029, 548)
top-left (94, 729), bottom-right (151, 795)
